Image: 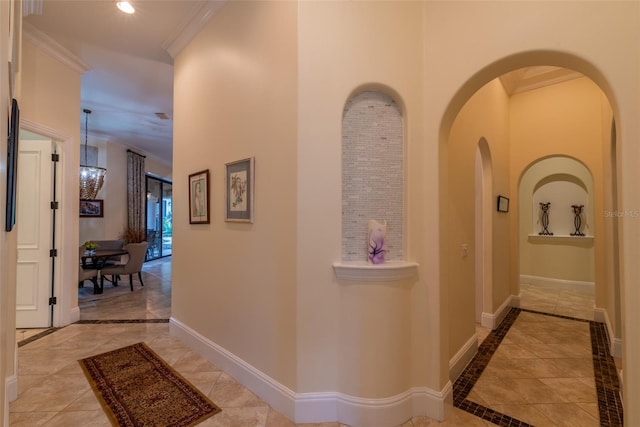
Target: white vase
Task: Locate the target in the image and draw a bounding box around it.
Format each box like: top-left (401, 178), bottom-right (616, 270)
top-left (367, 219), bottom-right (387, 264)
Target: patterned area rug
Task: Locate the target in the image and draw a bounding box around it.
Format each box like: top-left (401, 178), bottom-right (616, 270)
top-left (79, 342), bottom-right (221, 426)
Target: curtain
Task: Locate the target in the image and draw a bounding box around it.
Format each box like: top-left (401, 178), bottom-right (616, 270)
top-left (127, 150), bottom-right (146, 240)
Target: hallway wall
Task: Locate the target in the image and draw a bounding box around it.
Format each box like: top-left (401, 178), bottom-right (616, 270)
top-left (447, 78), bottom-right (510, 356)
top-left (424, 2), bottom-right (638, 424)
top-left (18, 39), bottom-right (83, 321)
top-left (511, 77), bottom-right (611, 310)
top-left (0, 1), bottom-right (15, 423)
top-left (171, 1), bottom-right (640, 425)
top-left (172, 0), bottom-right (298, 390)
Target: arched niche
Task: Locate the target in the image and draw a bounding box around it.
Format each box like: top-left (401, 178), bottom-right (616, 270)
top-left (341, 90), bottom-right (404, 262)
top-left (519, 156), bottom-right (595, 285)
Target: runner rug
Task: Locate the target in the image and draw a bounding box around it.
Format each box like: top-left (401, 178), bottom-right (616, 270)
top-left (79, 342), bottom-right (221, 427)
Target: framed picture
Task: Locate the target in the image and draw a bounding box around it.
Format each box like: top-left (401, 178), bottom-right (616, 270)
top-left (80, 199), bottom-right (104, 217)
top-left (225, 157), bottom-right (254, 223)
top-left (5, 99), bottom-right (19, 231)
top-left (497, 195), bottom-right (509, 213)
top-left (189, 169), bottom-right (210, 224)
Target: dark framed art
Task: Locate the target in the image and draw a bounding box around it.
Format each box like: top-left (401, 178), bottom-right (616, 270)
top-left (497, 195), bottom-right (509, 213)
top-left (189, 169), bottom-right (210, 224)
top-left (5, 98), bottom-right (19, 231)
top-left (80, 199), bottom-right (104, 217)
top-left (225, 157), bottom-right (254, 223)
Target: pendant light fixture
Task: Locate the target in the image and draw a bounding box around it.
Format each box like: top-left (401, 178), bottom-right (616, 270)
top-left (79, 108), bottom-right (107, 200)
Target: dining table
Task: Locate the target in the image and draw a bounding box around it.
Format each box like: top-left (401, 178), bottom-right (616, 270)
top-left (81, 248), bottom-right (128, 270)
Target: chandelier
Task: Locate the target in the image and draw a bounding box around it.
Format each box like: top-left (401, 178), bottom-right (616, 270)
top-left (79, 108), bottom-right (106, 199)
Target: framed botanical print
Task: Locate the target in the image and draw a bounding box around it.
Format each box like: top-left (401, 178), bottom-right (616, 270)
top-left (225, 157), bottom-right (255, 223)
top-left (189, 170), bottom-right (210, 224)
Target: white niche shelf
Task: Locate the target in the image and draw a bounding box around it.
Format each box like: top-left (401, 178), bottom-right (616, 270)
top-left (333, 261), bottom-right (419, 282)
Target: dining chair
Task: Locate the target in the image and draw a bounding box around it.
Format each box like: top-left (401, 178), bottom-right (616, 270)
top-left (100, 241), bottom-right (148, 292)
top-left (79, 246), bottom-right (100, 293)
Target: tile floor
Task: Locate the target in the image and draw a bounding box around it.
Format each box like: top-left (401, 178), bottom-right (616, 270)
top-left (519, 281), bottom-right (595, 321)
top-left (11, 259), bottom-right (622, 426)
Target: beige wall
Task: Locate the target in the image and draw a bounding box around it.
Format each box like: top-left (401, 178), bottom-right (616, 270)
top-left (297, 0), bottom-right (426, 397)
top-left (0, 0), bottom-right (15, 423)
top-left (518, 156), bottom-right (596, 283)
top-left (173, 0), bottom-right (298, 389)
top-left (171, 0), bottom-right (640, 423)
top-left (79, 141), bottom-right (172, 244)
top-left (425, 3), bottom-right (638, 422)
top-left (511, 77), bottom-right (610, 290)
top-left (447, 78), bottom-right (510, 357)
top-left (18, 39), bottom-right (83, 323)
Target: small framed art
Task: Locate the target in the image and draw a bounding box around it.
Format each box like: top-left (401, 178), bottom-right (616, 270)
top-left (497, 195), bottom-right (509, 213)
top-left (225, 157), bottom-right (255, 223)
top-left (189, 170), bottom-right (210, 224)
top-left (80, 199), bottom-right (104, 217)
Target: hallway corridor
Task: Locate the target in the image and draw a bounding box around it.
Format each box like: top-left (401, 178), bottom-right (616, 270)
top-left (11, 257), bottom-right (622, 426)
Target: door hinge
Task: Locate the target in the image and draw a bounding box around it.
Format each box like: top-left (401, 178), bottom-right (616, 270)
top-left (49, 297), bottom-right (57, 305)
top-left (49, 249), bottom-right (58, 257)
top-left (50, 201), bottom-right (59, 210)
top-left (51, 153), bottom-right (60, 162)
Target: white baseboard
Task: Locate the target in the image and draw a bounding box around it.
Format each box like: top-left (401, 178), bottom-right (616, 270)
top-left (594, 307), bottom-right (622, 359)
top-left (481, 295), bottom-right (514, 330)
top-left (7, 343), bottom-right (18, 402)
top-left (169, 317), bottom-right (451, 426)
top-left (5, 375), bottom-right (17, 403)
top-left (511, 294), bottom-right (521, 308)
top-left (69, 306), bottom-right (80, 324)
top-left (449, 334), bottom-right (477, 382)
top-left (520, 274), bottom-right (594, 292)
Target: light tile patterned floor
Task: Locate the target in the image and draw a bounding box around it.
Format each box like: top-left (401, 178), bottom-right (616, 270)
top-left (10, 259), bottom-right (621, 426)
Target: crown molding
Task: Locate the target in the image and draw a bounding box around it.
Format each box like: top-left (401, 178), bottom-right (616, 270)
top-left (22, 22), bottom-right (92, 74)
top-left (162, 0), bottom-right (228, 59)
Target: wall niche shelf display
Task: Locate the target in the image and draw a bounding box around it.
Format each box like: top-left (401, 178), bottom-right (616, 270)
top-left (333, 261), bottom-right (419, 282)
top-left (527, 234), bottom-right (594, 246)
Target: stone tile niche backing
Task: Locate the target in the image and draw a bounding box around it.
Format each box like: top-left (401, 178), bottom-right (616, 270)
top-left (342, 91), bottom-right (404, 262)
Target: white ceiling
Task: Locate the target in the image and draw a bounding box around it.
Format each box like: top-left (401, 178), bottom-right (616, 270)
top-left (23, 2), bottom-right (583, 167)
top-left (23, 0), bottom-right (224, 165)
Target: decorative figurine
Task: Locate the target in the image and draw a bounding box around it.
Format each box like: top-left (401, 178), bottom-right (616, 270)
top-left (367, 219), bottom-right (387, 264)
top-left (570, 204), bottom-right (585, 236)
top-left (539, 202), bottom-right (553, 235)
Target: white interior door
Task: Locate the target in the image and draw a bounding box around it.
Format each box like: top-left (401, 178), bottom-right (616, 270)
top-left (16, 139), bottom-right (53, 328)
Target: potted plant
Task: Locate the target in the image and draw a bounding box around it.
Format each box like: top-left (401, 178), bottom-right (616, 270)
top-left (83, 240), bottom-right (98, 254)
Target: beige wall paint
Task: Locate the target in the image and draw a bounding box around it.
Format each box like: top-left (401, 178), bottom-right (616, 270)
top-left (518, 156), bottom-right (595, 282)
top-left (511, 77), bottom-right (609, 291)
top-left (19, 39), bottom-right (83, 322)
top-left (425, 2), bottom-right (638, 421)
top-left (447, 78), bottom-right (510, 357)
top-left (170, 0), bottom-right (640, 422)
top-left (79, 141), bottom-right (172, 244)
top-left (0, 0), bottom-right (16, 422)
top-left (173, 0), bottom-right (298, 389)
top-left (297, 1), bottom-right (426, 397)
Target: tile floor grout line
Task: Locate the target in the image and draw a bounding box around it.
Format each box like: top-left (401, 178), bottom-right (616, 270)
top-left (454, 307), bottom-right (624, 427)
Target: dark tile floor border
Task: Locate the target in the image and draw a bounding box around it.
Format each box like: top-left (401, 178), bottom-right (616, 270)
top-left (75, 319), bottom-right (170, 324)
top-left (17, 319), bottom-right (170, 347)
top-left (453, 307), bottom-right (624, 427)
top-left (17, 328), bottom-right (60, 348)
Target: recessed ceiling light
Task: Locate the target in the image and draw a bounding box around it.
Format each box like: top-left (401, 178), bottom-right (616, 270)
top-left (116, 1), bottom-right (135, 14)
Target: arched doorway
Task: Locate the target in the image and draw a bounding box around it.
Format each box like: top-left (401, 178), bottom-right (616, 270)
top-left (442, 56), bottom-right (623, 425)
top-left (475, 138), bottom-right (492, 325)
top-left (518, 156), bottom-right (596, 320)
top-left (444, 61), bottom-right (621, 381)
